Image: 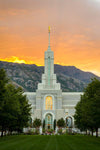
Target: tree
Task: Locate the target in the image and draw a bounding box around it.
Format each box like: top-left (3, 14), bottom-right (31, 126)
top-left (28, 117), bottom-right (33, 128)
top-left (84, 78), bottom-right (100, 137)
top-left (0, 68), bottom-right (31, 137)
top-left (15, 88), bottom-right (31, 132)
top-left (57, 118), bottom-right (65, 128)
top-left (43, 120), bottom-right (45, 129)
top-left (74, 78), bottom-right (100, 137)
top-left (33, 118), bottom-right (41, 128)
top-left (0, 69), bottom-right (9, 137)
top-left (0, 68), bottom-right (9, 109)
top-left (54, 119), bottom-right (56, 130)
top-left (74, 95), bottom-right (90, 133)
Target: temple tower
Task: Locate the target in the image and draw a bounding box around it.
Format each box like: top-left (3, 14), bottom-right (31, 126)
top-left (38, 26), bottom-right (60, 90)
top-left (35, 27), bottom-right (62, 129)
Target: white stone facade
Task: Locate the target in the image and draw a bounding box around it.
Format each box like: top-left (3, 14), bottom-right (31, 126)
top-left (24, 29), bottom-right (83, 129)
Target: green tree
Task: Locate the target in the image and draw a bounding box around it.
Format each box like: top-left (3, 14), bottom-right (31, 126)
top-left (57, 118), bottom-right (65, 128)
top-left (0, 69), bottom-right (31, 137)
top-left (84, 78), bottom-right (100, 137)
top-left (0, 69), bottom-right (9, 109)
top-left (15, 88), bottom-right (31, 133)
top-left (74, 78), bottom-right (100, 137)
top-left (0, 69), bottom-right (9, 136)
top-left (54, 119), bottom-right (56, 130)
top-left (43, 119), bottom-right (45, 129)
top-left (74, 95), bottom-right (90, 134)
top-left (33, 118), bottom-right (41, 128)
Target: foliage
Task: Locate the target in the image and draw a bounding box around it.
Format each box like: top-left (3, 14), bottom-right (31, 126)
top-left (28, 117), bottom-right (33, 127)
top-left (47, 129), bottom-right (54, 133)
top-left (0, 68), bottom-right (31, 137)
top-left (26, 129), bottom-right (34, 135)
top-left (34, 128), bottom-right (39, 135)
top-left (58, 128), bottom-right (62, 134)
top-left (54, 119), bottom-right (56, 130)
top-left (26, 128), bottom-right (39, 135)
top-left (67, 128), bottom-right (74, 135)
top-left (57, 118), bottom-right (65, 128)
top-left (0, 69), bottom-right (9, 110)
top-left (33, 118), bottom-right (41, 128)
top-left (74, 78), bottom-right (100, 137)
top-left (43, 119), bottom-right (45, 129)
top-left (42, 128), bottom-right (45, 133)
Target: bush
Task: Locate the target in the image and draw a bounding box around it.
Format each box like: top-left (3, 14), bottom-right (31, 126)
top-left (26, 130), bottom-right (34, 135)
top-left (58, 128), bottom-right (62, 135)
top-left (48, 129), bottom-right (54, 133)
top-left (34, 129), bottom-right (39, 135)
top-left (42, 129), bottom-right (45, 133)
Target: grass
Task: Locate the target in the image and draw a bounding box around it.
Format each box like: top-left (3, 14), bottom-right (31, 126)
top-left (0, 135), bottom-right (100, 150)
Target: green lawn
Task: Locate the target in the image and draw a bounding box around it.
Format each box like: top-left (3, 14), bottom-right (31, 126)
top-left (0, 135), bottom-right (100, 150)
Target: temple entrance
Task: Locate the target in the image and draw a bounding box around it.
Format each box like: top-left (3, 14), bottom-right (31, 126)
top-left (45, 114), bottom-right (53, 129)
top-left (48, 125), bottom-right (50, 129)
top-left (66, 116), bottom-right (73, 128)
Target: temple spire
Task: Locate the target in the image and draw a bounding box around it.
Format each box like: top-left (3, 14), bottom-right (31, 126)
top-left (48, 26), bottom-right (51, 51)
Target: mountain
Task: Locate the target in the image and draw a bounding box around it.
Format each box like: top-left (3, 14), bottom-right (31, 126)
top-left (54, 65), bottom-right (99, 83)
top-left (0, 61), bottom-right (100, 92)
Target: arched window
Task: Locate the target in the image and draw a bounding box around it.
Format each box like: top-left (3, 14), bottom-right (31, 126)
top-left (66, 117), bottom-right (72, 128)
top-left (45, 96), bottom-right (53, 110)
top-left (45, 114), bottom-right (53, 129)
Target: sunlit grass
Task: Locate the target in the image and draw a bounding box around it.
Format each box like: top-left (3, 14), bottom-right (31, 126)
top-left (0, 135), bottom-right (100, 150)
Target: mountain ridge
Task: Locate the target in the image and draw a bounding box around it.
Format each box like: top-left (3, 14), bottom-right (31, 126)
top-left (0, 61), bottom-right (100, 92)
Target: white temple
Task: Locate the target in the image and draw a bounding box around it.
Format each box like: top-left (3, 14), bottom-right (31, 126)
top-left (25, 27), bottom-right (83, 129)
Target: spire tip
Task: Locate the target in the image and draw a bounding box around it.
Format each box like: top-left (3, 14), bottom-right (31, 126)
top-left (48, 26), bottom-right (50, 33)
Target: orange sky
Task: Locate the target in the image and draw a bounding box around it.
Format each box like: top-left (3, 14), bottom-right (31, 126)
top-left (0, 0), bottom-right (100, 76)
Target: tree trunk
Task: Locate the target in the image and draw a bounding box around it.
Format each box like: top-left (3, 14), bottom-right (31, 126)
top-left (86, 130), bottom-right (87, 135)
top-left (1, 127), bottom-right (3, 137)
top-left (91, 129), bottom-right (93, 136)
top-left (96, 128), bottom-right (98, 138)
top-left (11, 131), bottom-right (12, 135)
top-left (4, 130), bottom-right (6, 136)
top-left (88, 131), bottom-right (90, 136)
top-left (1, 130), bottom-right (3, 137)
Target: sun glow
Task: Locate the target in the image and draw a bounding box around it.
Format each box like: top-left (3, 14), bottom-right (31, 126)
top-left (0, 56), bottom-right (42, 66)
top-left (0, 57), bottom-right (100, 76)
top-left (0, 56), bottom-right (27, 64)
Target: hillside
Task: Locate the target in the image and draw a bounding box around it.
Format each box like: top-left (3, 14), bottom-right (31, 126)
top-left (0, 61), bottom-right (100, 92)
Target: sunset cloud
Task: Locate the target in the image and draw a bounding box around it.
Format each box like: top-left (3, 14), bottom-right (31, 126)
top-left (0, 0), bottom-right (100, 76)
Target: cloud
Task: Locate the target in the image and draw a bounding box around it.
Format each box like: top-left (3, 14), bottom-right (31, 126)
top-left (0, 0), bottom-right (100, 76)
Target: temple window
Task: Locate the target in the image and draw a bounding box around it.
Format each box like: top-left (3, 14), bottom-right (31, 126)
top-left (45, 96), bottom-right (53, 110)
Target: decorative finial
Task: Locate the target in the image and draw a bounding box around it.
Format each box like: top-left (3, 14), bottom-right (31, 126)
top-left (48, 26), bottom-right (51, 50)
top-left (48, 26), bottom-right (50, 33)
